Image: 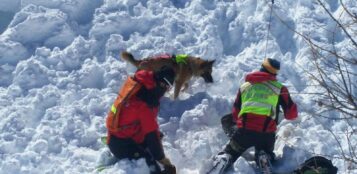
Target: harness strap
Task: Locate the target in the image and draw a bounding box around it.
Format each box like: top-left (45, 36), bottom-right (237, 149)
top-left (242, 114), bottom-right (247, 129)
top-left (262, 117), bottom-right (272, 132)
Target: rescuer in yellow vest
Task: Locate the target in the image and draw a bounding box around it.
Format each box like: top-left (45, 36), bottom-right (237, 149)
top-left (210, 58), bottom-right (298, 173)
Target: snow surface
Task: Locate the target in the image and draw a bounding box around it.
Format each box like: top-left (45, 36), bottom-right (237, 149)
top-left (0, 0), bottom-right (356, 174)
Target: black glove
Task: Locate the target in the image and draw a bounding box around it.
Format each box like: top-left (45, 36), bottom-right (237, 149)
top-left (159, 158), bottom-right (176, 174)
top-left (162, 164), bottom-right (176, 174)
top-left (159, 131), bottom-right (164, 140)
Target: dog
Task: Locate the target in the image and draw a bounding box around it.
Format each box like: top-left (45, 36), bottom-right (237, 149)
top-left (121, 51), bottom-right (215, 99)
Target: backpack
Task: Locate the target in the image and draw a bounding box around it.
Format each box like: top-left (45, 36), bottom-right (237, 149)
top-left (105, 77), bottom-right (142, 139)
top-left (294, 156), bottom-right (338, 174)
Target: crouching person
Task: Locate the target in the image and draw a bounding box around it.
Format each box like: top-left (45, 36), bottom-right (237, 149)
top-left (210, 58), bottom-right (298, 173)
top-left (106, 66), bottom-right (176, 174)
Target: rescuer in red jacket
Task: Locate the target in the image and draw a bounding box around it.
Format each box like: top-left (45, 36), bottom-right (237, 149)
top-left (212, 58), bottom-right (298, 173)
top-left (107, 66), bottom-right (176, 174)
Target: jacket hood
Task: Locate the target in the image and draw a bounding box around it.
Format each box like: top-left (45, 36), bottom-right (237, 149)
top-left (135, 70), bottom-right (156, 89)
top-left (245, 71), bottom-right (277, 83)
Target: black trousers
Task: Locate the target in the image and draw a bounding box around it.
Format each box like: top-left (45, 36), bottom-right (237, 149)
top-left (108, 135), bottom-right (162, 174)
top-left (224, 129), bottom-right (276, 164)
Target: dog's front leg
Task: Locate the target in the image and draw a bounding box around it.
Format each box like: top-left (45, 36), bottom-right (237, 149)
top-left (174, 79), bottom-right (183, 99)
top-left (182, 82), bottom-right (189, 91)
top-left (173, 64), bottom-right (186, 99)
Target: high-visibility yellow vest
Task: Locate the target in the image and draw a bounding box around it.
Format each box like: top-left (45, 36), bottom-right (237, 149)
top-left (238, 81), bottom-right (282, 119)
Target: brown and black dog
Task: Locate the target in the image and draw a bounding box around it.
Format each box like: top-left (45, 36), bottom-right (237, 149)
top-left (121, 51), bottom-right (214, 99)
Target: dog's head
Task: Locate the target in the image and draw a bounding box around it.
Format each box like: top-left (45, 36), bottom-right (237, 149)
top-left (199, 60), bottom-right (215, 83)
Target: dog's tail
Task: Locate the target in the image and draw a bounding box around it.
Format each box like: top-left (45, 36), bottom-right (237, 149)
top-left (121, 51), bottom-right (140, 67)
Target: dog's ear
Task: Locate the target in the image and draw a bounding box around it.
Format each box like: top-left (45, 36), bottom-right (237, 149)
top-left (208, 60), bottom-right (215, 66)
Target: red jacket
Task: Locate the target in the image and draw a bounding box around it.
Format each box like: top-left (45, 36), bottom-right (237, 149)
top-left (232, 71), bottom-right (298, 133)
top-left (110, 70), bottom-right (161, 143)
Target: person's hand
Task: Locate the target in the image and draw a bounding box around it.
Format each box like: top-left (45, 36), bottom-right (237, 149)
top-left (159, 158), bottom-right (176, 174)
top-left (162, 164), bottom-right (176, 174)
top-left (159, 131), bottom-right (164, 140)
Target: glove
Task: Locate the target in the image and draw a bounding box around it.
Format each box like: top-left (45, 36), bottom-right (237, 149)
top-left (159, 131), bottom-right (164, 140)
top-left (159, 158), bottom-right (176, 174)
top-left (162, 165), bottom-right (176, 174)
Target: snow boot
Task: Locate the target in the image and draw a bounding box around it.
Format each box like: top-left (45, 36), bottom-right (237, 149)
top-left (206, 152), bottom-right (233, 174)
top-left (95, 148), bottom-right (118, 172)
top-left (256, 150), bottom-right (273, 174)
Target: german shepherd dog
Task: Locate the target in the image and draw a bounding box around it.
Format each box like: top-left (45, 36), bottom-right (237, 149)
top-left (121, 51), bottom-right (215, 99)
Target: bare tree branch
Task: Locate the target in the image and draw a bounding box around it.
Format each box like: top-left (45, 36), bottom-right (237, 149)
top-left (316, 0), bottom-right (357, 48)
top-left (270, 0), bottom-right (357, 166)
top-left (340, 0), bottom-right (357, 23)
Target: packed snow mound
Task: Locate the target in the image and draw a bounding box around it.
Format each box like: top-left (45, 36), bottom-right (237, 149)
top-left (1, 0), bottom-right (356, 173)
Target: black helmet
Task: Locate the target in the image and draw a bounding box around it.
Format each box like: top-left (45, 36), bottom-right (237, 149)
top-left (154, 66), bottom-right (176, 86)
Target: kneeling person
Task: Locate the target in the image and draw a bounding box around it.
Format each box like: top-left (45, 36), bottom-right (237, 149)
top-left (212, 58), bottom-right (298, 173)
top-left (106, 66), bottom-right (176, 174)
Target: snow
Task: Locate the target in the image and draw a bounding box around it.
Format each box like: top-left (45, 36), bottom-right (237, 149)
top-left (0, 0), bottom-right (356, 174)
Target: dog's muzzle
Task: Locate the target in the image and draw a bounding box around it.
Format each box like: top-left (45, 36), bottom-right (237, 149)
top-left (201, 72), bottom-right (213, 83)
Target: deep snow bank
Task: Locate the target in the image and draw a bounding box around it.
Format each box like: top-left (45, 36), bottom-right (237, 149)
top-left (0, 0), bottom-right (356, 173)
